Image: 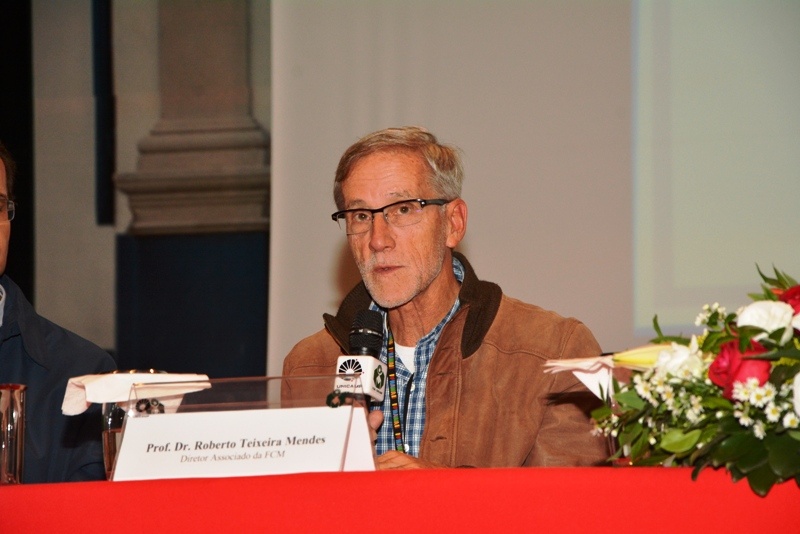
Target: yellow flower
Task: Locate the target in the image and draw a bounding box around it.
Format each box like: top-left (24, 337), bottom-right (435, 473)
top-left (612, 344), bottom-right (671, 371)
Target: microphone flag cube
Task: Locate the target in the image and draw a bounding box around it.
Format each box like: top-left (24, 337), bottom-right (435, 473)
top-left (334, 355), bottom-right (387, 403)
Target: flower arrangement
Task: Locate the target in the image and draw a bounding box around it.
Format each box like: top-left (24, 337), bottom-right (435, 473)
top-left (592, 267), bottom-right (800, 496)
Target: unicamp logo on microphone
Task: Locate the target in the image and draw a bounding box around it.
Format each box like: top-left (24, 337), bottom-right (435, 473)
top-left (334, 354), bottom-right (387, 402)
top-left (337, 358), bottom-right (384, 390)
top-left (337, 358), bottom-right (363, 375)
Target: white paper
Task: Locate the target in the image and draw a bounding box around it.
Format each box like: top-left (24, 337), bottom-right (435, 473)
top-left (112, 406), bottom-right (376, 481)
top-left (343, 408), bottom-right (377, 471)
top-left (543, 356), bottom-right (614, 400)
top-left (62, 373), bottom-right (209, 415)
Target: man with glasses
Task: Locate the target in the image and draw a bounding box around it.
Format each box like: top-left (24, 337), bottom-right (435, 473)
top-left (0, 141), bottom-right (115, 482)
top-left (283, 127), bottom-right (607, 468)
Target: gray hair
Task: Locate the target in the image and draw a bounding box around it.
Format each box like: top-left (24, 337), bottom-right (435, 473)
top-left (333, 126), bottom-right (463, 210)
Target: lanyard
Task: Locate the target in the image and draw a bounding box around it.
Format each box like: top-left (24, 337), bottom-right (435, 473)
top-left (386, 328), bottom-right (405, 452)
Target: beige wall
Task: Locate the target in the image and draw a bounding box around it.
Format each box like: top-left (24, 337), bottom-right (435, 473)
top-left (269, 2), bottom-right (638, 375)
top-left (32, 0), bottom-right (116, 349)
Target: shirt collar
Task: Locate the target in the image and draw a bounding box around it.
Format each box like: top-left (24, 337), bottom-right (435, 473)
top-left (370, 255), bottom-right (464, 341)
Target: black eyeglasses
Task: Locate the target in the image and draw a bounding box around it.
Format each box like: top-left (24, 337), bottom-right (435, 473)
top-left (0, 200), bottom-right (15, 222)
top-left (331, 198), bottom-right (450, 235)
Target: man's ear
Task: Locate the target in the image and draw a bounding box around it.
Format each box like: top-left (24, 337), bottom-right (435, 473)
top-left (445, 199), bottom-right (467, 249)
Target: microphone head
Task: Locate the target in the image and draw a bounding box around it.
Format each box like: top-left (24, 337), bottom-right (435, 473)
top-left (349, 309), bottom-right (383, 357)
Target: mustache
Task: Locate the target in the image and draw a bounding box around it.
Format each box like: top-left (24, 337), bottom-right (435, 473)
top-left (359, 254), bottom-right (393, 272)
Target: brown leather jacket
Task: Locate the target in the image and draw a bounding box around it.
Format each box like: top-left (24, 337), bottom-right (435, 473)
top-left (282, 252), bottom-right (609, 467)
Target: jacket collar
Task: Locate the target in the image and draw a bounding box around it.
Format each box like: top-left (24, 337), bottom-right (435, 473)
top-left (0, 275), bottom-right (51, 369)
top-left (323, 251), bottom-right (502, 358)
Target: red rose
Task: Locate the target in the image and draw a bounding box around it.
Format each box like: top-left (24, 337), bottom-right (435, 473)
top-left (778, 285), bottom-right (800, 315)
top-left (708, 340), bottom-right (770, 400)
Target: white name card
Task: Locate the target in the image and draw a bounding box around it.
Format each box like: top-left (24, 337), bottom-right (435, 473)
top-left (112, 406), bottom-right (375, 481)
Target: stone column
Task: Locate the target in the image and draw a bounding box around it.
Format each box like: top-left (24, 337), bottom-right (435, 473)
top-left (116, 0), bottom-right (269, 235)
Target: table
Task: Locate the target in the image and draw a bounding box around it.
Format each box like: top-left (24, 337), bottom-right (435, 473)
top-left (2, 467), bottom-right (797, 532)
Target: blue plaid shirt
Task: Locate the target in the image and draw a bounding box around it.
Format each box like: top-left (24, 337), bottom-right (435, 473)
top-left (371, 257), bottom-right (464, 457)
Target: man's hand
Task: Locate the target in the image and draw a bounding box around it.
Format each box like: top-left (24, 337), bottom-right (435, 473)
top-left (375, 450), bottom-right (442, 470)
top-left (367, 409), bottom-right (383, 444)
top-left (366, 410), bottom-right (442, 469)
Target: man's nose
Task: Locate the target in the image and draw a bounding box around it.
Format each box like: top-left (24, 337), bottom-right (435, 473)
top-left (368, 212), bottom-right (395, 251)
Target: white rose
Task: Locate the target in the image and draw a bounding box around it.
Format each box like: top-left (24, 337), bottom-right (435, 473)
top-left (736, 301), bottom-right (795, 346)
top-left (794, 373), bottom-right (800, 418)
top-left (654, 337), bottom-right (704, 378)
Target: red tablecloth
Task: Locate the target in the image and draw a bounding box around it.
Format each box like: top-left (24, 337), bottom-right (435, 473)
top-left (1, 467), bottom-right (797, 532)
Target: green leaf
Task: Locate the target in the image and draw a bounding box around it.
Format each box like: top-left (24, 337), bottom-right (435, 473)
top-left (615, 389), bottom-right (646, 411)
top-left (699, 425), bottom-right (721, 443)
top-left (590, 404), bottom-right (612, 421)
top-left (774, 266), bottom-right (798, 289)
top-left (769, 363), bottom-right (800, 387)
top-left (634, 453), bottom-right (673, 467)
top-left (650, 315), bottom-right (690, 345)
top-left (701, 396), bottom-right (733, 411)
top-left (729, 463), bottom-right (747, 482)
top-left (717, 415), bottom-right (745, 434)
top-left (732, 443), bottom-right (768, 474)
top-left (764, 433), bottom-right (800, 479)
top-left (651, 315), bottom-right (665, 339)
top-left (737, 327), bottom-right (765, 351)
top-left (690, 458), bottom-right (712, 480)
top-left (711, 432), bottom-right (759, 464)
top-left (768, 328), bottom-right (788, 345)
top-left (660, 428), bottom-right (701, 454)
top-left (690, 433), bottom-right (726, 464)
top-left (770, 346), bottom-right (800, 362)
top-left (701, 330), bottom-right (734, 353)
top-left (745, 462), bottom-right (780, 497)
top-left (617, 421), bottom-right (643, 448)
top-left (606, 444), bottom-right (625, 462)
top-left (757, 264), bottom-right (781, 288)
top-left (747, 292), bottom-right (777, 300)
top-left (685, 415), bottom-right (715, 433)
top-left (630, 428), bottom-right (651, 461)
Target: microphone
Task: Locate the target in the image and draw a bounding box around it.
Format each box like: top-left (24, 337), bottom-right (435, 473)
top-left (334, 310), bottom-right (387, 403)
top-left (348, 308), bottom-right (383, 357)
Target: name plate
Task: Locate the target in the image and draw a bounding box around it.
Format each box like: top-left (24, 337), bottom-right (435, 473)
top-left (112, 406), bottom-right (375, 481)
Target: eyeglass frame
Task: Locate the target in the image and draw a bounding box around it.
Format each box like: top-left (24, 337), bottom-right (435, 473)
top-left (331, 198), bottom-right (451, 235)
top-left (0, 199), bottom-right (15, 222)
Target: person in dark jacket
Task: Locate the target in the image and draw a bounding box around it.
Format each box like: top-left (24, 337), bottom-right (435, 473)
top-left (0, 141), bottom-right (116, 483)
